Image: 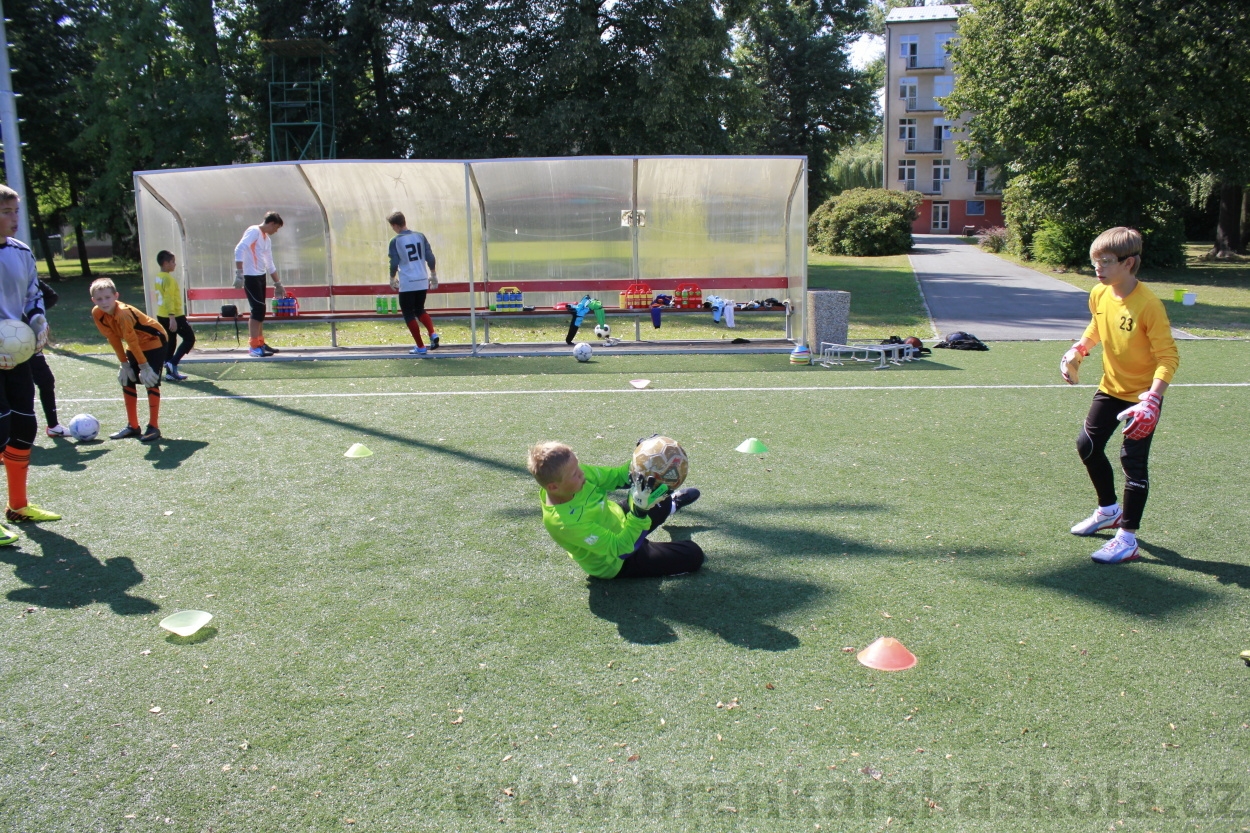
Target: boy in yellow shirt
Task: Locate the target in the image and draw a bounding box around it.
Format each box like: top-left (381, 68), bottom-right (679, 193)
top-left (152, 250), bottom-right (194, 381)
top-left (1060, 228), bottom-right (1179, 563)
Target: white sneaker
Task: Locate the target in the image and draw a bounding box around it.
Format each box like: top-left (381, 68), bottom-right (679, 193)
top-left (1070, 506), bottom-right (1122, 536)
top-left (1092, 534), bottom-right (1139, 564)
top-left (46, 424), bottom-right (70, 438)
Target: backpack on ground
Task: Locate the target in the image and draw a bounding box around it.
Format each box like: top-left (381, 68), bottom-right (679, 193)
top-left (934, 331), bottom-right (989, 351)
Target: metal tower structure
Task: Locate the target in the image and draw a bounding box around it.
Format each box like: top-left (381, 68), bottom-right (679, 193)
top-left (264, 40), bottom-right (336, 162)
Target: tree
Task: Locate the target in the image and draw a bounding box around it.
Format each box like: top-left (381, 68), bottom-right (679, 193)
top-left (727, 0), bottom-right (877, 207)
top-left (945, 0), bottom-right (1250, 267)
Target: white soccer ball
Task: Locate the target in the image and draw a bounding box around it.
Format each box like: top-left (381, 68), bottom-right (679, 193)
top-left (573, 342), bottom-right (593, 362)
top-left (67, 413), bottom-right (100, 442)
top-left (594, 324), bottom-right (611, 339)
top-left (630, 435), bottom-right (689, 490)
top-left (0, 319), bottom-right (36, 366)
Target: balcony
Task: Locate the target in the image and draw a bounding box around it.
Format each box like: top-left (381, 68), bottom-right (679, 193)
top-left (974, 183), bottom-right (1002, 195)
top-left (904, 180), bottom-right (945, 195)
top-left (904, 96), bottom-right (943, 113)
top-left (904, 138), bottom-right (944, 154)
top-left (902, 52), bottom-right (947, 71)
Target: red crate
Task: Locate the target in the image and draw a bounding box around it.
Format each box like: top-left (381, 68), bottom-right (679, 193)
top-left (673, 283), bottom-right (702, 309)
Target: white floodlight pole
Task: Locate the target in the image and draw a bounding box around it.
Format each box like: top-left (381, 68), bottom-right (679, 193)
top-left (0, 1), bottom-right (31, 243)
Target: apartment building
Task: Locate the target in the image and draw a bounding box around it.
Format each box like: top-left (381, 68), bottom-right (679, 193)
top-left (883, 4), bottom-right (1003, 234)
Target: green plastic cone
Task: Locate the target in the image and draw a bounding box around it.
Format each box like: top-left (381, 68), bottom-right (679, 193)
top-left (736, 437), bottom-right (769, 453)
top-left (160, 610), bottom-right (213, 637)
top-left (345, 443), bottom-right (373, 458)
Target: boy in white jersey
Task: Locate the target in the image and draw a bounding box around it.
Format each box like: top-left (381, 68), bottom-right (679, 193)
top-left (233, 212), bottom-right (286, 358)
top-left (0, 185), bottom-right (60, 543)
top-left (1060, 227), bottom-right (1179, 564)
top-left (387, 211), bottom-right (440, 355)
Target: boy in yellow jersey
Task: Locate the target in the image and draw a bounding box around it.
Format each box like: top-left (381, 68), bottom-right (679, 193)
top-left (90, 278), bottom-right (168, 443)
top-left (1060, 227), bottom-right (1179, 563)
top-left (152, 250), bottom-right (194, 381)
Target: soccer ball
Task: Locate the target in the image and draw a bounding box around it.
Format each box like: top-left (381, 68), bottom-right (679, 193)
top-left (0, 319), bottom-right (36, 366)
top-left (594, 324), bottom-right (610, 339)
top-left (573, 343), bottom-right (593, 362)
top-left (67, 413), bottom-right (100, 442)
top-left (630, 435), bottom-right (689, 490)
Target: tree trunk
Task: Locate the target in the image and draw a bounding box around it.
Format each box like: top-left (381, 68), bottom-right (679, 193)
top-left (1242, 187), bottom-right (1250, 254)
top-left (67, 177), bottom-right (93, 277)
top-left (23, 174), bottom-right (60, 281)
top-left (1209, 181), bottom-right (1243, 258)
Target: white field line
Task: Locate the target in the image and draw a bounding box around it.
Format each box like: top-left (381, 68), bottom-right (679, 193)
top-left (57, 381), bottom-right (1250, 405)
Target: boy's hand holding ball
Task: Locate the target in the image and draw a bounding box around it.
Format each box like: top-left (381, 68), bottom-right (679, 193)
top-left (629, 475), bottom-right (669, 517)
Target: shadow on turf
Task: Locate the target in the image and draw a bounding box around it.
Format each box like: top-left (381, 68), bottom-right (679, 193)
top-left (32, 439), bottom-right (110, 471)
top-left (174, 379), bottom-right (525, 475)
top-left (1138, 541), bottom-right (1250, 590)
top-left (1003, 546), bottom-right (1216, 617)
top-left (0, 526), bottom-right (160, 614)
top-left (587, 565), bottom-right (821, 650)
top-left (143, 437), bottom-right (210, 469)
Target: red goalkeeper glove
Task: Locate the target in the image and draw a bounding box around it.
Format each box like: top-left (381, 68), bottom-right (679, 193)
top-left (1060, 342), bottom-right (1089, 385)
top-left (1117, 391), bottom-right (1162, 440)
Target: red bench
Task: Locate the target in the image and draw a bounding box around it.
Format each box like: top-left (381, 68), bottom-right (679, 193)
top-left (186, 277), bottom-right (792, 346)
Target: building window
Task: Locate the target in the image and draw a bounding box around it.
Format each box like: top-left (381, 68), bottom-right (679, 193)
top-left (966, 201), bottom-right (986, 216)
top-left (898, 119), bottom-right (917, 148)
top-left (899, 35), bottom-right (919, 68)
top-left (898, 159), bottom-right (916, 185)
top-left (931, 159), bottom-right (950, 192)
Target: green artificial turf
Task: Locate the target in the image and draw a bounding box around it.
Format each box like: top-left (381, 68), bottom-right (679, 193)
top-left (1, 342), bottom-right (1247, 832)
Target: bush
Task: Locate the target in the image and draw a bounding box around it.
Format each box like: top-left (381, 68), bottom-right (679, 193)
top-left (977, 226), bottom-right (1009, 253)
top-left (1030, 220), bottom-right (1094, 267)
top-left (808, 188), bottom-right (922, 257)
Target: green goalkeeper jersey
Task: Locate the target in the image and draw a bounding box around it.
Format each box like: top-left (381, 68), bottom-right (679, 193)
top-left (539, 463), bottom-right (650, 578)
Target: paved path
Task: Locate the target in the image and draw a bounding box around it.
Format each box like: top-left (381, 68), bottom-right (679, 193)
top-left (910, 235), bottom-right (1094, 341)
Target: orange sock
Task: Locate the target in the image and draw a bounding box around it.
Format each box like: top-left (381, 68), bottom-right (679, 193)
top-left (147, 389), bottom-right (161, 428)
top-left (4, 447), bottom-right (30, 510)
top-left (405, 319), bottom-right (425, 347)
top-left (124, 385), bottom-right (140, 429)
top-left (250, 335), bottom-right (262, 349)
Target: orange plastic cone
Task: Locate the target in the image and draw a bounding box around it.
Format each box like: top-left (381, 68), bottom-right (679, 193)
top-left (857, 637), bottom-right (917, 671)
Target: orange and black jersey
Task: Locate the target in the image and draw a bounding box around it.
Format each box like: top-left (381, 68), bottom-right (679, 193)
top-left (93, 301), bottom-right (167, 366)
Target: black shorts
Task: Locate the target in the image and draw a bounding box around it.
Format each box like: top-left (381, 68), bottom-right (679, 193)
top-left (244, 274), bottom-right (268, 321)
top-left (398, 289), bottom-right (428, 322)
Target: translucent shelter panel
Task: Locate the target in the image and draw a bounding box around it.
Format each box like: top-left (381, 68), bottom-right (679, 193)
top-left (470, 158), bottom-right (633, 309)
top-left (134, 185), bottom-right (184, 312)
top-left (299, 161), bottom-right (478, 311)
top-left (135, 165), bottom-right (329, 313)
top-left (636, 157), bottom-right (802, 294)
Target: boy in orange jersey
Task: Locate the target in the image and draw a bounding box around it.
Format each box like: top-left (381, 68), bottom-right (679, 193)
top-left (0, 185), bottom-right (61, 542)
top-left (90, 278), bottom-right (168, 443)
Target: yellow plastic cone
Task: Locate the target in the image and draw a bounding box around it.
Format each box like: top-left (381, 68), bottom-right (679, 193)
top-left (736, 437), bottom-right (769, 453)
top-left (857, 637), bottom-right (917, 671)
top-left (160, 610), bottom-right (213, 637)
top-left (344, 443), bottom-right (373, 458)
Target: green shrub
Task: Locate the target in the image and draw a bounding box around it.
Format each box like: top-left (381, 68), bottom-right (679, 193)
top-left (1030, 220), bottom-right (1094, 267)
top-left (807, 188), bottom-right (922, 256)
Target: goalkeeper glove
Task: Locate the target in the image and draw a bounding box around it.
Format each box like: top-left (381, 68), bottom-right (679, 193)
top-left (138, 362), bottom-right (160, 389)
top-left (28, 314), bottom-right (49, 351)
top-left (1060, 342), bottom-right (1089, 385)
top-left (118, 363), bottom-right (137, 386)
top-left (1117, 391), bottom-right (1162, 440)
top-left (429, 272), bottom-right (438, 290)
top-left (272, 279), bottom-right (286, 299)
top-left (628, 475), bottom-right (669, 517)
top-left (233, 268), bottom-right (245, 290)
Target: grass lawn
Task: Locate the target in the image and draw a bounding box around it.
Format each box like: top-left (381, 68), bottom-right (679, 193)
top-left (2, 342), bottom-right (1248, 831)
top-left (989, 244), bottom-right (1250, 339)
top-left (809, 251), bottom-right (933, 340)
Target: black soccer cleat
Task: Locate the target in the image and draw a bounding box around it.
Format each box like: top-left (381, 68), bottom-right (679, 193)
top-left (139, 425), bottom-right (162, 443)
top-left (671, 487), bottom-right (701, 513)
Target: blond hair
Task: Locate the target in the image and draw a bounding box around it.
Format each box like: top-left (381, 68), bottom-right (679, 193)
top-left (89, 277), bottom-right (117, 295)
top-left (527, 441), bottom-right (576, 485)
top-left (1090, 227), bottom-right (1143, 275)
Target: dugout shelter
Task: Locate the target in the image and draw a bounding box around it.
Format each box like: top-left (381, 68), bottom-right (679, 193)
top-left (133, 156), bottom-right (808, 349)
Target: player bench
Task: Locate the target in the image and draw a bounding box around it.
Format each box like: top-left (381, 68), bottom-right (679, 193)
top-left (185, 277), bottom-right (793, 347)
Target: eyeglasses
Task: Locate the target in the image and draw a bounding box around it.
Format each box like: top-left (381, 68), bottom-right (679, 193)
top-left (1092, 254), bottom-right (1134, 267)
